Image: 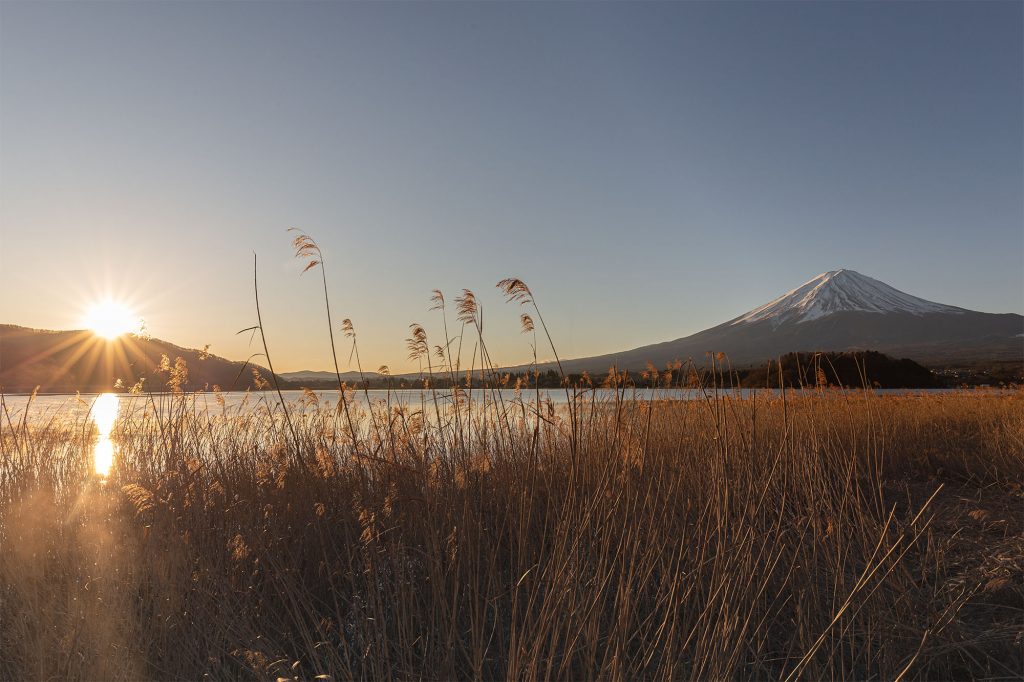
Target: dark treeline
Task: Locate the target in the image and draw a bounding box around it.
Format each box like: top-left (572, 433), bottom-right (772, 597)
top-left (738, 351), bottom-right (940, 389)
top-left (284, 350), bottom-right (963, 392)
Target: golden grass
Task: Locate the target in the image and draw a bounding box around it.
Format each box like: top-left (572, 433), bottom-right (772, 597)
top-left (1, 388), bottom-right (1021, 680)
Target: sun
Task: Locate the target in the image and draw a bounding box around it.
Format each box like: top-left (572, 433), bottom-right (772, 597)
top-left (83, 299), bottom-right (140, 339)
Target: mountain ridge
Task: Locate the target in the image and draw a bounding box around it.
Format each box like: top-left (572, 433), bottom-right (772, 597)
top-left (517, 270), bottom-right (1022, 373)
top-left (2, 271), bottom-right (1020, 390)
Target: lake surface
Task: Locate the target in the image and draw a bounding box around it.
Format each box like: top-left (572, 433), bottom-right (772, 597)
top-left (0, 387), bottom-right (979, 426)
top-left (1, 387), bottom-right (1001, 478)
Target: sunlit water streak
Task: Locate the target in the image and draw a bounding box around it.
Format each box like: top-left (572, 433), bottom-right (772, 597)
top-left (90, 393), bottom-right (120, 476)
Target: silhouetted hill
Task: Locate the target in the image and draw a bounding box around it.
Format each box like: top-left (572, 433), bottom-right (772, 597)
top-left (736, 351), bottom-right (940, 389)
top-left (0, 325), bottom-right (281, 393)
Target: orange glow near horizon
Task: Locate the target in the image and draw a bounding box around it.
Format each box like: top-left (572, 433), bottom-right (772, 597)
top-left (83, 299), bottom-right (140, 340)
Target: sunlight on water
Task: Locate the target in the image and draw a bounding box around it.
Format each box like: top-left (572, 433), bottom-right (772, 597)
top-left (90, 393), bottom-right (119, 476)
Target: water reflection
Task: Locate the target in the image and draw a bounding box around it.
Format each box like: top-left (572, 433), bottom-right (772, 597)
top-left (90, 393), bottom-right (119, 476)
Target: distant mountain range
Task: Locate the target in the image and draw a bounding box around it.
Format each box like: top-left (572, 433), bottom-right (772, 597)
top-left (538, 269), bottom-right (1022, 373)
top-left (279, 369), bottom-right (382, 383)
top-left (1, 270), bottom-right (1020, 393)
top-left (0, 325), bottom-right (280, 393)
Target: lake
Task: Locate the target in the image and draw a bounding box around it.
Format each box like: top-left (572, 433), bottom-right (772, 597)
top-left (0, 387), bottom-right (978, 426)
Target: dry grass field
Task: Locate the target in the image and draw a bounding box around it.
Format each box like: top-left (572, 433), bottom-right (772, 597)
top-left (1, 385), bottom-right (1021, 680)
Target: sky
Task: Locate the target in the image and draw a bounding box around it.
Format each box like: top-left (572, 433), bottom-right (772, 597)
top-left (1, 1), bottom-right (1021, 373)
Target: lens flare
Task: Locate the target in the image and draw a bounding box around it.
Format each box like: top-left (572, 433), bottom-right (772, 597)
top-left (90, 393), bottom-right (120, 476)
top-left (84, 299), bottom-right (139, 339)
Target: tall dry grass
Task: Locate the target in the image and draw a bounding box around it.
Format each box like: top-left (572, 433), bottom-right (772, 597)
top-left (1, 386), bottom-right (1021, 680)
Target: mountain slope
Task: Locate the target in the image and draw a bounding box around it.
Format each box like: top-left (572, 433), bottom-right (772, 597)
top-left (549, 270), bottom-right (1023, 372)
top-left (0, 325), bottom-right (282, 393)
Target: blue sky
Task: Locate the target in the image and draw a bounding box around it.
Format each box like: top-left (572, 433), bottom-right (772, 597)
top-left (1, 1), bottom-right (1021, 371)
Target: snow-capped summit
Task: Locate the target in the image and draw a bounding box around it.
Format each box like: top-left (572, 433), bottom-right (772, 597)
top-left (730, 269), bottom-right (966, 327)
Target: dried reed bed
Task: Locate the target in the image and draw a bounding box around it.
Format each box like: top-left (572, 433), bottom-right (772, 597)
top-left (0, 387), bottom-right (1021, 680)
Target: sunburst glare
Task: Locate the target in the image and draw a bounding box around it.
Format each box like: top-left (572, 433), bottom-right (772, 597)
top-left (83, 299), bottom-right (139, 339)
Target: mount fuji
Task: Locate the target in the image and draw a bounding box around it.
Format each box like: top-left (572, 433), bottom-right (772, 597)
top-left (726, 270), bottom-right (966, 326)
top-left (552, 269), bottom-right (1022, 372)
